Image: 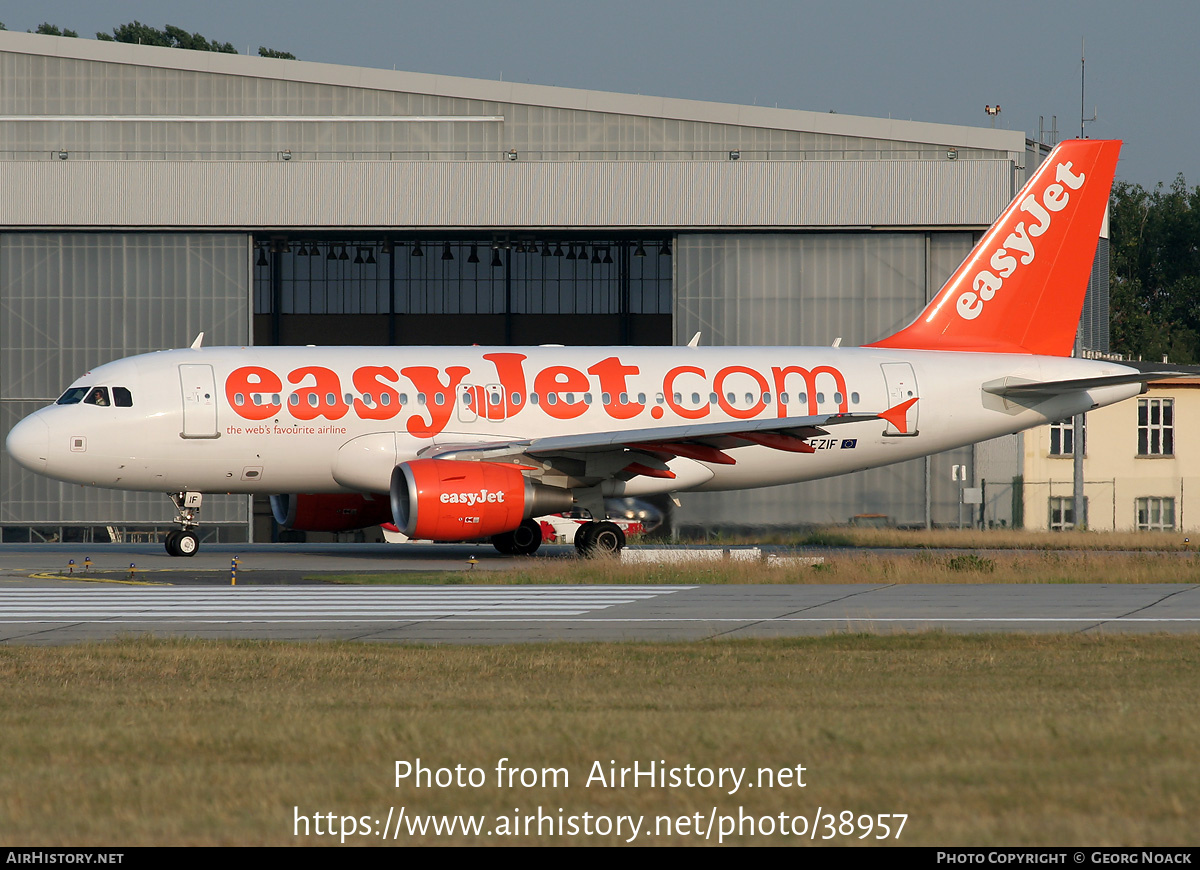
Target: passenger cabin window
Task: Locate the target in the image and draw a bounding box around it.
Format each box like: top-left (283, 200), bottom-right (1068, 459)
top-left (56, 387), bottom-right (89, 405)
top-left (84, 387), bottom-right (111, 407)
top-left (113, 387), bottom-right (133, 407)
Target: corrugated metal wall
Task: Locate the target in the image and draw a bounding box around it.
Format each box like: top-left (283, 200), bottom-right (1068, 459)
top-left (0, 233), bottom-right (250, 528)
top-left (0, 40), bottom-right (1017, 165)
top-left (1080, 238), bottom-right (1111, 354)
top-left (0, 159), bottom-right (1011, 230)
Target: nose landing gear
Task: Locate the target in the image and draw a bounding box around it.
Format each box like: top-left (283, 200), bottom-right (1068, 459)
top-left (164, 491), bottom-right (203, 557)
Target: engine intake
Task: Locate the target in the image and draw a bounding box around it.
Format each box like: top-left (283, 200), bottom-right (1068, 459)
top-left (391, 459), bottom-right (572, 541)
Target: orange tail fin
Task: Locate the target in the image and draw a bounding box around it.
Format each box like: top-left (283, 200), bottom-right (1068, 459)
top-left (868, 138), bottom-right (1120, 356)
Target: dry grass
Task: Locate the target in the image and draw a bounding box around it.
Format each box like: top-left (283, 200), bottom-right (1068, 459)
top-left (784, 526), bottom-right (1196, 551)
top-left (1, 635), bottom-right (1197, 845)
top-left (318, 549), bottom-right (1200, 586)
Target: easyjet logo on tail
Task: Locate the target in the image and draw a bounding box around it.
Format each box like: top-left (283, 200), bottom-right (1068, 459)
top-left (956, 160), bottom-right (1087, 321)
top-left (855, 138), bottom-right (1118, 356)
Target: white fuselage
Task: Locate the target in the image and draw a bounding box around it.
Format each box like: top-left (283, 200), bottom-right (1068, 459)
top-left (7, 344), bottom-right (1143, 498)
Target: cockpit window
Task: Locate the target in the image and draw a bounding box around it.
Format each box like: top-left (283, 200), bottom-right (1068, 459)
top-left (56, 385), bottom-right (130, 407)
top-left (84, 387), bottom-right (111, 407)
top-left (56, 387), bottom-right (89, 405)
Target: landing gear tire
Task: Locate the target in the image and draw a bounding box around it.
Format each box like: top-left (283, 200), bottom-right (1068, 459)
top-left (574, 522), bottom-right (597, 555)
top-left (164, 530), bottom-right (181, 557)
top-left (176, 531), bottom-right (200, 557)
top-left (575, 521), bottom-right (625, 557)
top-left (492, 518), bottom-right (543, 556)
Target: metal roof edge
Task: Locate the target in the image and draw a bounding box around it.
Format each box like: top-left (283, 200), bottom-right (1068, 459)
top-left (0, 30), bottom-right (1025, 151)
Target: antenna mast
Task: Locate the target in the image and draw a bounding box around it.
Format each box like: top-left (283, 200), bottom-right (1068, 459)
top-left (1080, 38), bottom-right (1097, 138)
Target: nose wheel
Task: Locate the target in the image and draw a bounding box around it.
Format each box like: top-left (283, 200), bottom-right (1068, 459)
top-left (164, 491), bottom-right (203, 557)
top-left (164, 530), bottom-right (200, 557)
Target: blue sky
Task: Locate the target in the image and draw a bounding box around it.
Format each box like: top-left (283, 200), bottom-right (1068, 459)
top-left (2, 0), bottom-right (1196, 187)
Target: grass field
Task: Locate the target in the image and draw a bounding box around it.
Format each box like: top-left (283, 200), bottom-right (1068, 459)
top-left (2, 634), bottom-right (1197, 846)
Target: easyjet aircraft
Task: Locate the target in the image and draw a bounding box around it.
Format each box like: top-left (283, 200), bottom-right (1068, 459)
top-left (6, 139), bottom-right (1155, 557)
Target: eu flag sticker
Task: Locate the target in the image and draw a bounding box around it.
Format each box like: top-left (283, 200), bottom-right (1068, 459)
top-left (841, 439), bottom-right (858, 449)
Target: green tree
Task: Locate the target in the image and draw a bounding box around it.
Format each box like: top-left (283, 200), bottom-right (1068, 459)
top-left (1110, 176), bottom-right (1200, 363)
top-left (96, 21), bottom-right (236, 53)
top-left (33, 23), bottom-right (79, 37)
top-left (259, 47), bottom-right (296, 59)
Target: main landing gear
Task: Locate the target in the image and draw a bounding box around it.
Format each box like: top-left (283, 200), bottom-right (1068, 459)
top-left (574, 521), bottom-right (626, 557)
top-left (164, 491), bottom-right (203, 557)
top-left (492, 518), bottom-right (543, 556)
top-left (490, 518), bottom-right (629, 557)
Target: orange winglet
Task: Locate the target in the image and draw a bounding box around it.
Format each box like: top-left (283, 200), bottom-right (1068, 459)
top-left (878, 398), bottom-right (918, 434)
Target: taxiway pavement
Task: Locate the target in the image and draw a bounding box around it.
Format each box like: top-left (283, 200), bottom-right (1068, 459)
top-left (0, 544), bottom-right (1197, 644)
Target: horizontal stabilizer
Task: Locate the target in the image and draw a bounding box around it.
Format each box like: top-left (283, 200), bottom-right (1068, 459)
top-left (982, 370), bottom-right (1185, 398)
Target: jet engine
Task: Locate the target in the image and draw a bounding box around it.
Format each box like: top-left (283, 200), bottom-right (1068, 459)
top-left (270, 492), bottom-right (393, 532)
top-left (390, 459), bottom-right (573, 541)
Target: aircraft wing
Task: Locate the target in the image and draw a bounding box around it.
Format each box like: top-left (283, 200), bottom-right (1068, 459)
top-left (420, 399), bottom-right (915, 473)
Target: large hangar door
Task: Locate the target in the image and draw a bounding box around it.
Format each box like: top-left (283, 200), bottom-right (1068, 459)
top-left (252, 238), bottom-right (673, 348)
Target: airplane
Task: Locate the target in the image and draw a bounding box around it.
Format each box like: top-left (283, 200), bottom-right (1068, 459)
top-left (5, 138), bottom-right (1162, 557)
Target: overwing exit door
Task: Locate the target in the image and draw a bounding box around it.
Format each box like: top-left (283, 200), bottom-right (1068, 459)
top-left (457, 384), bottom-right (509, 423)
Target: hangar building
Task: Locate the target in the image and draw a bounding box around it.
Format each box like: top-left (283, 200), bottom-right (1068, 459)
top-left (0, 31), bottom-right (1107, 542)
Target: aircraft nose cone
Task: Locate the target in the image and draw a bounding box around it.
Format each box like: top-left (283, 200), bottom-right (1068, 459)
top-left (5, 415), bottom-right (49, 473)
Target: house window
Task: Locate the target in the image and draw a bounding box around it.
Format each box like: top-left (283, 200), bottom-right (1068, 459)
top-left (1049, 496), bottom-right (1087, 531)
top-left (1049, 417), bottom-right (1086, 456)
top-left (1138, 398), bottom-right (1174, 456)
top-left (1135, 496), bottom-right (1175, 531)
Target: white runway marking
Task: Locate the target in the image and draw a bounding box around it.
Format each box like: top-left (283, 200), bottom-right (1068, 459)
top-left (0, 586), bottom-right (691, 622)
